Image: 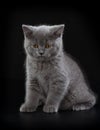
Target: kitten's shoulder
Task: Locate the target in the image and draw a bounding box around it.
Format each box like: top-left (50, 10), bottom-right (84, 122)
top-left (63, 51), bottom-right (83, 72)
top-left (63, 51), bottom-right (78, 65)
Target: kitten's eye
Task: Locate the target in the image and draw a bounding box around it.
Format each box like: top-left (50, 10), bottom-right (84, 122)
top-left (33, 44), bottom-right (39, 48)
top-left (45, 43), bottom-right (51, 49)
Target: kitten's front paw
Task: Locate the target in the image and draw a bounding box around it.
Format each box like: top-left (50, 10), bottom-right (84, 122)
top-left (43, 105), bottom-right (58, 113)
top-left (20, 103), bottom-right (37, 112)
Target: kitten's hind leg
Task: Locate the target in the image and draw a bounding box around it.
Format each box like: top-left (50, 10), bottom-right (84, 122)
top-left (72, 100), bottom-right (95, 111)
top-left (60, 94), bottom-right (96, 111)
top-left (60, 83), bottom-right (96, 111)
top-left (71, 84), bottom-right (96, 111)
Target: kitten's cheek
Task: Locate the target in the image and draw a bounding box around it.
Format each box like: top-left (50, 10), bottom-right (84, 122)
top-left (46, 52), bottom-right (51, 57)
top-left (47, 54), bottom-right (51, 57)
top-left (36, 52), bottom-right (39, 56)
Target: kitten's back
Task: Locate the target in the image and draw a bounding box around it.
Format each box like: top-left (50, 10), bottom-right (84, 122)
top-left (64, 52), bottom-right (86, 83)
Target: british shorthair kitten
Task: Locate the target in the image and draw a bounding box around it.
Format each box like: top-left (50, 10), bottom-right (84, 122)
top-left (20, 24), bottom-right (96, 113)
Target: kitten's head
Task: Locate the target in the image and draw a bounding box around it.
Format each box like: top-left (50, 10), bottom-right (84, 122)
top-left (22, 24), bottom-right (65, 60)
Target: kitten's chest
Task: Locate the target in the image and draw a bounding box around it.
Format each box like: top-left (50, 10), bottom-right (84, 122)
top-left (35, 62), bottom-right (51, 96)
top-left (29, 58), bottom-right (51, 72)
top-left (34, 61), bottom-right (51, 81)
top-left (36, 62), bottom-right (50, 72)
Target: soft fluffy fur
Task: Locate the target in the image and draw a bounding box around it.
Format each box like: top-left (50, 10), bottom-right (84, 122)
top-left (20, 24), bottom-right (96, 113)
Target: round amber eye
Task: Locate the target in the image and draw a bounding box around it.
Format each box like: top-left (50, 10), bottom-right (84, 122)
top-left (45, 44), bottom-right (51, 48)
top-left (33, 44), bottom-right (38, 48)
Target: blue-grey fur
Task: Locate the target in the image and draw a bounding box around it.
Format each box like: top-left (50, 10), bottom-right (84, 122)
top-left (20, 24), bottom-right (96, 113)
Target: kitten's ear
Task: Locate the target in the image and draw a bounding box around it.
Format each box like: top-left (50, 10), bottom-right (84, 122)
top-left (22, 24), bottom-right (33, 39)
top-left (50, 24), bottom-right (65, 38)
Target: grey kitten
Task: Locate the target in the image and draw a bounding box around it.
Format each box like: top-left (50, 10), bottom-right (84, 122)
top-left (20, 24), bottom-right (96, 113)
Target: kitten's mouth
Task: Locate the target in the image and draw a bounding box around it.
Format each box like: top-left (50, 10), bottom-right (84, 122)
top-left (38, 55), bottom-right (44, 57)
top-left (38, 55), bottom-right (45, 58)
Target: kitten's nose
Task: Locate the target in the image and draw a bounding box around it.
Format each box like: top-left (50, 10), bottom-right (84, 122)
top-left (39, 52), bottom-right (44, 56)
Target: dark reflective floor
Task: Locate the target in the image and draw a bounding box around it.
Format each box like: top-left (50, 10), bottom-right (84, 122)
top-left (1, 79), bottom-right (100, 129)
top-left (2, 107), bottom-right (100, 129)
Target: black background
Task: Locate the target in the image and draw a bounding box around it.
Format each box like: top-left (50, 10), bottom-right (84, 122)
top-left (0, 3), bottom-right (100, 129)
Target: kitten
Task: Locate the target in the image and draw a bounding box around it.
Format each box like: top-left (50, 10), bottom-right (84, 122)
top-left (20, 24), bottom-right (96, 113)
